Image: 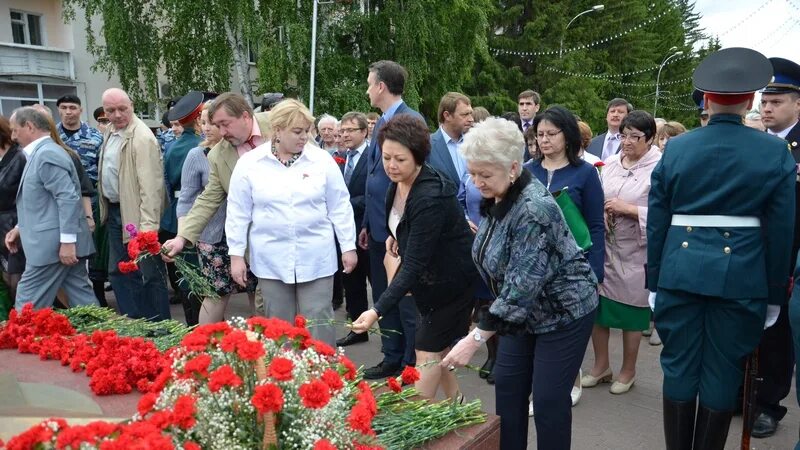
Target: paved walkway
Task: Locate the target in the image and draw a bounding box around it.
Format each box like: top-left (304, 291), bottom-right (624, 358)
top-left (136, 291), bottom-right (798, 449)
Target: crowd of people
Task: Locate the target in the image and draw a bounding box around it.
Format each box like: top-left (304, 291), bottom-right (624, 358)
top-left (1, 48), bottom-right (800, 450)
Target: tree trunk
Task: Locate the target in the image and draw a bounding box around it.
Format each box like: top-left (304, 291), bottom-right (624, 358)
top-left (225, 20), bottom-right (254, 106)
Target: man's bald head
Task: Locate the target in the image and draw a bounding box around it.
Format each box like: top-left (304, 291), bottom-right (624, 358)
top-left (102, 88), bottom-right (134, 130)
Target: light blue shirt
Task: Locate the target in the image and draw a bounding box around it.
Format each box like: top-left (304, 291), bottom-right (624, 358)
top-left (347, 141), bottom-right (367, 168)
top-left (382, 99), bottom-right (404, 121)
top-left (440, 127), bottom-right (467, 183)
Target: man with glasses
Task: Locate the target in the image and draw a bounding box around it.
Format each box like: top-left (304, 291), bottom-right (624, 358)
top-left (335, 111), bottom-right (371, 347)
top-left (587, 98), bottom-right (632, 160)
top-left (429, 92), bottom-right (474, 185)
top-left (93, 107), bottom-right (110, 134)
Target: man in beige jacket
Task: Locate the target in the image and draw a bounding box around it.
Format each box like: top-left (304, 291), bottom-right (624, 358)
top-left (98, 88), bottom-right (169, 321)
top-left (162, 92), bottom-right (270, 314)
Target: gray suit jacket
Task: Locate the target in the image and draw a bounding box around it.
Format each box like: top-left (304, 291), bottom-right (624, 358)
top-left (16, 137), bottom-right (94, 266)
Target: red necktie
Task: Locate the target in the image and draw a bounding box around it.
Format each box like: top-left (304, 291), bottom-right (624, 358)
top-left (246, 136), bottom-right (257, 149)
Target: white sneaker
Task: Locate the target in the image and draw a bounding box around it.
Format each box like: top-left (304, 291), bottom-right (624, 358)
top-left (528, 400), bottom-right (534, 417)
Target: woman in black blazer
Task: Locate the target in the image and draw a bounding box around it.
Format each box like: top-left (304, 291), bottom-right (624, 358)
top-left (0, 116), bottom-right (27, 301)
top-left (352, 114), bottom-right (477, 400)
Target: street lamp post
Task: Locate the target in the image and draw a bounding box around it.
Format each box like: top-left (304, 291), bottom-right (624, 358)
top-left (654, 47), bottom-right (684, 117)
top-left (559, 5), bottom-right (604, 58)
top-left (309, 0), bottom-right (334, 114)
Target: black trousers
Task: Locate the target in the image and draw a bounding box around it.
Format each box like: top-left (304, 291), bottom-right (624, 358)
top-left (494, 309), bottom-right (595, 450)
top-left (755, 302), bottom-right (794, 420)
top-left (343, 247), bottom-right (370, 321)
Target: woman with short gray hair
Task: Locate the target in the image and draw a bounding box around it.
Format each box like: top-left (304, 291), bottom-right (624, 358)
top-left (443, 117), bottom-right (598, 450)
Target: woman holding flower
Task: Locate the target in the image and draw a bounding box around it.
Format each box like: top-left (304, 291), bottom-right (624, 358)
top-left (351, 114), bottom-right (478, 401)
top-left (441, 117), bottom-right (597, 450)
top-left (581, 110), bottom-right (662, 395)
top-left (226, 99), bottom-right (357, 347)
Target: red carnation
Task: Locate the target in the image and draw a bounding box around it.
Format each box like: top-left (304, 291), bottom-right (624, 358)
top-left (294, 315), bottom-right (307, 328)
top-left (339, 355), bottom-right (357, 381)
top-left (312, 339), bottom-right (335, 357)
top-left (268, 357), bottom-right (294, 381)
top-left (321, 368), bottom-right (344, 392)
top-left (347, 404), bottom-right (374, 434)
top-left (172, 395), bottom-right (197, 429)
top-left (400, 366), bottom-right (420, 385)
top-left (299, 379), bottom-right (332, 409)
top-left (127, 239), bottom-right (141, 259)
top-left (236, 339), bottom-right (265, 361)
top-left (137, 392), bottom-right (158, 416)
top-left (208, 365), bottom-right (243, 392)
top-left (594, 161), bottom-right (606, 167)
top-left (251, 383), bottom-right (284, 414)
top-left (387, 377), bottom-right (402, 393)
top-left (314, 439), bottom-right (337, 450)
top-left (220, 330), bottom-right (248, 352)
top-left (183, 354), bottom-right (211, 378)
top-left (333, 156), bottom-right (346, 165)
top-left (184, 442), bottom-right (201, 450)
top-left (118, 261), bottom-right (139, 274)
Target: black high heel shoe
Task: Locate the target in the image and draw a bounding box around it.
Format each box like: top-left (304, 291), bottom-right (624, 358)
top-left (479, 358), bottom-right (495, 379)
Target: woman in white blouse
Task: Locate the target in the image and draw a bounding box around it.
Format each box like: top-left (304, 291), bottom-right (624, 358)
top-left (226, 99), bottom-right (357, 345)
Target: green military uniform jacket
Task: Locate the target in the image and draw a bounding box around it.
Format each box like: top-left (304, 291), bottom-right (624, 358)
top-left (177, 112), bottom-right (270, 244)
top-left (647, 114), bottom-right (796, 305)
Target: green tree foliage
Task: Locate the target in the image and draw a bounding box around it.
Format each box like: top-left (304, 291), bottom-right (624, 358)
top-left (62, 0), bottom-right (710, 130)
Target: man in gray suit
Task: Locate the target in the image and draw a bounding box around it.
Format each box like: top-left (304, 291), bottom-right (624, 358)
top-left (4, 107), bottom-right (97, 310)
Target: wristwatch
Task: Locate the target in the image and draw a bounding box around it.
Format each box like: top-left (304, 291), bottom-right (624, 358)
top-left (471, 329), bottom-right (486, 344)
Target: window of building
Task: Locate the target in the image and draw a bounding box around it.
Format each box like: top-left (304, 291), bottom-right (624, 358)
top-left (0, 81), bottom-right (76, 117)
top-left (248, 41), bottom-right (258, 65)
top-left (10, 10), bottom-right (43, 46)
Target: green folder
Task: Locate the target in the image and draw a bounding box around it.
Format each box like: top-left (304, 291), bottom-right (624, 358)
top-left (553, 187), bottom-right (592, 250)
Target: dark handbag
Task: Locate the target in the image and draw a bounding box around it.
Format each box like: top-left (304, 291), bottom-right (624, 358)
top-left (553, 187), bottom-right (592, 250)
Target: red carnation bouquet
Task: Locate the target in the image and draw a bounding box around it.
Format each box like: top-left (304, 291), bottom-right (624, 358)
top-left (118, 224), bottom-right (217, 299)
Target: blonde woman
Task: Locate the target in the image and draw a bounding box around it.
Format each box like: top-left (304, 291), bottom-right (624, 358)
top-left (227, 99), bottom-right (357, 346)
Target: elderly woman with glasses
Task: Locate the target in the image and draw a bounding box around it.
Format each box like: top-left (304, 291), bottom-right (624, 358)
top-left (581, 110), bottom-right (662, 395)
top-left (442, 117), bottom-right (597, 450)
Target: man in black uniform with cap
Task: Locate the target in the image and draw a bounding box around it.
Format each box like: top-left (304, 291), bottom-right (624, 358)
top-left (750, 57), bottom-right (800, 439)
top-left (648, 48), bottom-right (795, 450)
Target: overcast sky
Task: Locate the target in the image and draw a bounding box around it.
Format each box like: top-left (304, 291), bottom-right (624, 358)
top-left (694, 0), bottom-right (799, 61)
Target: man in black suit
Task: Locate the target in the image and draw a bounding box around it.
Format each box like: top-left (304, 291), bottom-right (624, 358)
top-left (335, 111), bottom-right (372, 347)
top-left (754, 57), bottom-right (800, 439)
top-left (429, 92), bottom-right (474, 186)
top-left (359, 60), bottom-right (422, 379)
top-left (586, 98), bottom-right (632, 160)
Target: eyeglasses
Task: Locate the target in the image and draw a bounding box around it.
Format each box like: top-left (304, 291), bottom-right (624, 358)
top-left (97, 119), bottom-right (110, 124)
top-left (616, 133), bottom-right (645, 142)
top-left (536, 130), bottom-right (562, 140)
top-left (340, 127), bottom-right (365, 134)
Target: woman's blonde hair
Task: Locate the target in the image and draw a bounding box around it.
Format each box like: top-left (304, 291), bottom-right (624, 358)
top-left (268, 98), bottom-right (315, 131)
top-left (199, 101), bottom-right (217, 148)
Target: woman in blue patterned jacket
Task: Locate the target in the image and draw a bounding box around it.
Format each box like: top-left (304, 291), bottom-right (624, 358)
top-left (442, 117), bottom-right (598, 450)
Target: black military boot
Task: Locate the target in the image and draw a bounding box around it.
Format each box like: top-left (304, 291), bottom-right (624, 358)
top-left (692, 405), bottom-right (733, 450)
top-left (663, 397), bottom-right (696, 450)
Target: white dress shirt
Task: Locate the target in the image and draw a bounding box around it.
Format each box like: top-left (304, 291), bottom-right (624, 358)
top-left (769, 121), bottom-right (798, 140)
top-left (226, 142), bottom-right (357, 283)
top-left (601, 131), bottom-right (620, 161)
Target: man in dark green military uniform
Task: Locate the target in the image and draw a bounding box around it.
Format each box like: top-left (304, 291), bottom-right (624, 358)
top-left (647, 47), bottom-right (796, 450)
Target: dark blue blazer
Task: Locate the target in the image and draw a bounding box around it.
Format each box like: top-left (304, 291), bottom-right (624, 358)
top-left (586, 132), bottom-right (619, 159)
top-left (427, 128), bottom-right (461, 186)
top-left (362, 102), bottom-right (424, 242)
top-left (346, 147), bottom-right (369, 228)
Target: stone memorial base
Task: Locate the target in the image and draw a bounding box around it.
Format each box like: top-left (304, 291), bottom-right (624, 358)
top-left (0, 349), bottom-right (500, 448)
